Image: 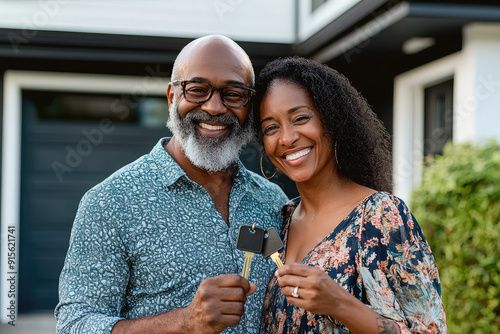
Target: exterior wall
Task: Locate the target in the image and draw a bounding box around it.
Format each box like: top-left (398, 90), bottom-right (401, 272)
top-left (455, 23), bottom-right (500, 143)
top-left (0, 0), bottom-right (295, 43)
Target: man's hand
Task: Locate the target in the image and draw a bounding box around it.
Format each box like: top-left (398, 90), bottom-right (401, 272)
top-left (111, 274), bottom-right (256, 334)
top-left (182, 274), bottom-right (257, 334)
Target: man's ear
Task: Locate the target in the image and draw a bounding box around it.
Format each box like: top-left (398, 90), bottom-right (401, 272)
top-left (166, 83), bottom-right (175, 107)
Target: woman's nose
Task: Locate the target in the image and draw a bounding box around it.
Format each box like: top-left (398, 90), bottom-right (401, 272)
top-left (279, 125), bottom-right (299, 146)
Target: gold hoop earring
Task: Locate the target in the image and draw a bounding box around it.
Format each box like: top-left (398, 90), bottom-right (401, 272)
top-left (260, 153), bottom-right (277, 179)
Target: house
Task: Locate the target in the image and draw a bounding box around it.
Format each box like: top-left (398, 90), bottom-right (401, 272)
top-left (1, 0), bottom-right (499, 322)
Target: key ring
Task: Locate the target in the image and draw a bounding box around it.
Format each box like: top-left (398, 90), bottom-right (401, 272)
top-left (251, 222), bottom-right (256, 231)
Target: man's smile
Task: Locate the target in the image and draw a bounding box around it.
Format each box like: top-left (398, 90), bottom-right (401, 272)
top-left (198, 122), bottom-right (228, 131)
top-left (196, 121), bottom-right (230, 137)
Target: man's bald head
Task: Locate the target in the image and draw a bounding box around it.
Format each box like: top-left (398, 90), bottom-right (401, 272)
top-left (171, 35), bottom-right (254, 85)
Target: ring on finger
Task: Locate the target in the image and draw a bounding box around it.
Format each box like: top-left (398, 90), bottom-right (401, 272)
top-left (291, 286), bottom-right (299, 298)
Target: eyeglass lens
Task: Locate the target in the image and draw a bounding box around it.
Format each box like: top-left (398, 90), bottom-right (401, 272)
top-left (184, 82), bottom-right (251, 107)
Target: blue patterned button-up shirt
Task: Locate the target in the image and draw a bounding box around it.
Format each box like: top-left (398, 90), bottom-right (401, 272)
top-left (55, 138), bottom-right (288, 334)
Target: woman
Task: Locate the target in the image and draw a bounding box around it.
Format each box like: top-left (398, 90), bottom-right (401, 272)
top-left (254, 57), bottom-right (447, 333)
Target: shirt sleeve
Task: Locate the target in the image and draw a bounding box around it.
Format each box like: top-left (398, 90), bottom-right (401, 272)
top-left (358, 194), bottom-right (448, 333)
top-left (55, 187), bottom-right (129, 334)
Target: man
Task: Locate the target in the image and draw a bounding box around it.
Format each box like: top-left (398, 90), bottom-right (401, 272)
top-left (55, 35), bottom-right (288, 334)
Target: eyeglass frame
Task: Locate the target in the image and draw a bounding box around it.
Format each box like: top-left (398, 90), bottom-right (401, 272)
top-left (171, 80), bottom-right (256, 108)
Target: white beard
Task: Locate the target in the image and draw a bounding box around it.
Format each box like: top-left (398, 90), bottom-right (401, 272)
top-left (166, 96), bottom-right (254, 173)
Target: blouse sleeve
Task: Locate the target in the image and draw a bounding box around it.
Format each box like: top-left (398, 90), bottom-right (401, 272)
top-left (358, 193), bottom-right (448, 333)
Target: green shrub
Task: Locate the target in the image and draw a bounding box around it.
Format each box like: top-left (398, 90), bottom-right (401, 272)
top-left (411, 140), bottom-right (500, 334)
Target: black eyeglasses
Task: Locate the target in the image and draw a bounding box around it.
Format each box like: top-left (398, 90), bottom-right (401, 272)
top-left (172, 80), bottom-right (255, 108)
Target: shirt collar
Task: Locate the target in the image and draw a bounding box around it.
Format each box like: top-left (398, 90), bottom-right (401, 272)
top-left (232, 159), bottom-right (261, 188)
top-left (148, 137), bottom-right (261, 189)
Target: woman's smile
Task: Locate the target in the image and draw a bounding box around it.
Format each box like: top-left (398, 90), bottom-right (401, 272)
top-left (283, 147), bottom-right (311, 161)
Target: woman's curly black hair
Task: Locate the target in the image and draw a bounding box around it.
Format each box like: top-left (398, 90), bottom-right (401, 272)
top-left (253, 56), bottom-right (393, 192)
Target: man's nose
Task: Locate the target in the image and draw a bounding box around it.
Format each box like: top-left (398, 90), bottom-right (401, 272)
top-left (201, 90), bottom-right (227, 116)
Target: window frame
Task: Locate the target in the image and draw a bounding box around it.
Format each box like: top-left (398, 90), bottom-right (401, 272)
top-left (393, 52), bottom-right (461, 203)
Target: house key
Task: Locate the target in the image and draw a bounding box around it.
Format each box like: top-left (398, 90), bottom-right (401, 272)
top-left (236, 223), bottom-right (265, 279)
top-left (262, 227), bottom-right (284, 268)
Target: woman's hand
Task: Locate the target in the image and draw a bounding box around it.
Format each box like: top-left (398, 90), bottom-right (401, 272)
top-left (275, 264), bottom-right (402, 334)
top-left (275, 263), bottom-right (348, 317)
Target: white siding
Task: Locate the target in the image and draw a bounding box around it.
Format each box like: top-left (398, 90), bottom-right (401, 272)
top-left (456, 23), bottom-right (500, 143)
top-left (0, 0), bottom-right (295, 43)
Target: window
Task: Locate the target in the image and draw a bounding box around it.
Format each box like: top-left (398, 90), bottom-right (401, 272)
top-left (423, 79), bottom-right (453, 156)
top-left (22, 90), bottom-right (169, 128)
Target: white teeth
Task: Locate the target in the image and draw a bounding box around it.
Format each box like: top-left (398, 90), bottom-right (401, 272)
top-left (285, 148), bottom-right (311, 161)
top-left (199, 122), bottom-right (227, 130)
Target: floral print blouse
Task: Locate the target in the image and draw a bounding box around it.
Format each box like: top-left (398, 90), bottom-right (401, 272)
top-left (260, 192), bottom-right (447, 333)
